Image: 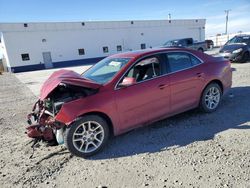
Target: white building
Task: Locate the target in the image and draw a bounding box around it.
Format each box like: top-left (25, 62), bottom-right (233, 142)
top-left (0, 19), bottom-right (205, 72)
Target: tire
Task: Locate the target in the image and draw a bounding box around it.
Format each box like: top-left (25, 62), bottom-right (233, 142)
top-left (199, 83), bottom-right (222, 113)
top-left (64, 115), bottom-right (110, 158)
top-left (198, 48), bottom-right (204, 52)
top-left (239, 52), bottom-right (249, 63)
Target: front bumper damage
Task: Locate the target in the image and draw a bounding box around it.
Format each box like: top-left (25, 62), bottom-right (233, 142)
top-left (25, 69), bottom-right (101, 157)
top-left (26, 100), bottom-right (64, 145)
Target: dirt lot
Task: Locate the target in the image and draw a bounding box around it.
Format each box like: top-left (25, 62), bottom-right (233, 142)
top-left (0, 62), bottom-right (250, 188)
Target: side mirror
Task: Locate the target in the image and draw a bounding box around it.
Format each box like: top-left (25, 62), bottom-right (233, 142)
top-left (118, 77), bottom-right (136, 88)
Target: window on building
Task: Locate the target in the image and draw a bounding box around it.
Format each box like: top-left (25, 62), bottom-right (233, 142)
top-left (117, 45), bottom-right (122, 52)
top-left (24, 23), bottom-right (28, 27)
top-left (103, 46), bottom-right (109, 53)
top-left (141, 43), bottom-right (146, 49)
top-left (78, 48), bottom-right (85, 55)
top-left (81, 22), bottom-right (85, 26)
top-left (21, 53), bottom-right (30, 61)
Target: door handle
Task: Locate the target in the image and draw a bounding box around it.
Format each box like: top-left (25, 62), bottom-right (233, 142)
top-left (158, 84), bottom-right (168, 90)
top-left (196, 72), bottom-right (204, 77)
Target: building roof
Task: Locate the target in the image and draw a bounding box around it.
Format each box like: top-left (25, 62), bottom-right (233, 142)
top-left (0, 19), bottom-right (206, 32)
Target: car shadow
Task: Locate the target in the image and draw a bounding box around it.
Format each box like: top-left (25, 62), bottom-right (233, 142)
top-left (90, 86), bottom-right (250, 160)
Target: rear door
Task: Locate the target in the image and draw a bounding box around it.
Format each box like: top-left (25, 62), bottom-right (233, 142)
top-left (165, 52), bottom-right (205, 114)
top-left (114, 54), bottom-right (171, 132)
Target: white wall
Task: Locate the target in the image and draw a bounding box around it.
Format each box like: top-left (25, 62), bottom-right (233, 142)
top-left (0, 33), bottom-right (4, 58)
top-left (0, 33), bottom-right (11, 68)
top-left (0, 20), bottom-right (205, 69)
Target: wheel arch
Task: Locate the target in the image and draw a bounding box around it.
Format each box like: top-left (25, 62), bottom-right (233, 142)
top-left (78, 111), bottom-right (115, 137)
top-left (203, 79), bottom-right (224, 94)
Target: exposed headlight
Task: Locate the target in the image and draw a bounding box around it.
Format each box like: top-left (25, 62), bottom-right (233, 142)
top-left (232, 48), bottom-right (243, 54)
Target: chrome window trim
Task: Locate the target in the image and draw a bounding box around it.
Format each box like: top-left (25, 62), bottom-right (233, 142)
top-left (114, 50), bottom-right (204, 90)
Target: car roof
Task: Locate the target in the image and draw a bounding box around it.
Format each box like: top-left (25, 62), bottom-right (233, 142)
top-left (235, 34), bottom-right (250, 37)
top-left (109, 47), bottom-right (191, 59)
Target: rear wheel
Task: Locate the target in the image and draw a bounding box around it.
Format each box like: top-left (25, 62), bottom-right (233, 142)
top-left (64, 115), bottom-right (110, 158)
top-left (200, 83), bottom-right (222, 113)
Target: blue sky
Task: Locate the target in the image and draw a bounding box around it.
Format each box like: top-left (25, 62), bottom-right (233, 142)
top-left (0, 0), bottom-right (250, 37)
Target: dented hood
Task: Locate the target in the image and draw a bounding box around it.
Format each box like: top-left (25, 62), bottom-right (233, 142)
top-left (40, 69), bottom-right (101, 100)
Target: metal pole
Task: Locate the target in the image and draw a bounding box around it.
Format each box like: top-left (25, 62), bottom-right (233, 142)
top-left (168, 13), bottom-right (171, 20)
top-left (225, 10), bottom-right (231, 34)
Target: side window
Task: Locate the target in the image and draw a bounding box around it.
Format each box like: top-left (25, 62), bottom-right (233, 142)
top-left (166, 52), bottom-right (192, 72)
top-left (186, 39), bottom-right (193, 45)
top-left (125, 56), bottom-right (161, 82)
top-left (247, 39), bottom-right (250, 45)
top-left (179, 40), bottom-right (187, 46)
top-left (190, 55), bottom-right (202, 66)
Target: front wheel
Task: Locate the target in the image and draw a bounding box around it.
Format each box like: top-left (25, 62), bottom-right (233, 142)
top-left (239, 52), bottom-right (249, 63)
top-left (200, 83), bottom-right (222, 113)
top-left (198, 48), bottom-right (204, 52)
top-left (64, 115), bottom-right (110, 158)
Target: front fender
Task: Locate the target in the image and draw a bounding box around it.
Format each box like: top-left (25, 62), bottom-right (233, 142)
top-left (54, 95), bottom-right (120, 135)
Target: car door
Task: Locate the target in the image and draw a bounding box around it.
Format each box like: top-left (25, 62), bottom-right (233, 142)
top-left (114, 54), bottom-right (171, 132)
top-left (165, 52), bottom-right (205, 114)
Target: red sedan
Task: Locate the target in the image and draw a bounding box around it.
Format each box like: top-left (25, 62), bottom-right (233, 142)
top-left (26, 48), bottom-right (232, 157)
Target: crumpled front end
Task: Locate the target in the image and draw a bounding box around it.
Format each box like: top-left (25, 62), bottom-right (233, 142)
top-left (26, 69), bottom-right (100, 145)
top-left (26, 99), bottom-right (64, 144)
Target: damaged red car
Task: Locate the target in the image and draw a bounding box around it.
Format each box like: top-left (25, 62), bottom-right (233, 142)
top-left (26, 48), bottom-right (232, 157)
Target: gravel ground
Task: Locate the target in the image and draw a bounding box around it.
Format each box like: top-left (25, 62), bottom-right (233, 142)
top-left (0, 62), bottom-right (250, 188)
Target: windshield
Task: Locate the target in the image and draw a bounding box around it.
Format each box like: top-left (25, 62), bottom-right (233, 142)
top-left (164, 40), bottom-right (179, 46)
top-left (226, 36), bottom-right (250, 45)
top-left (82, 58), bottom-right (131, 84)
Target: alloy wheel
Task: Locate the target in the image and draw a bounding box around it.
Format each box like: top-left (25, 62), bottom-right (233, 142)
top-left (204, 87), bottom-right (221, 110)
top-left (72, 121), bottom-right (105, 153)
